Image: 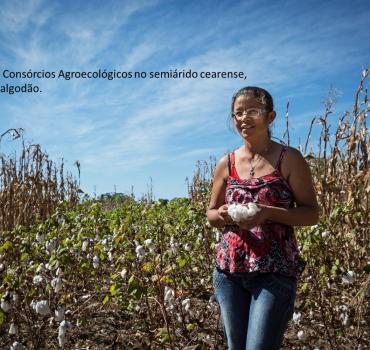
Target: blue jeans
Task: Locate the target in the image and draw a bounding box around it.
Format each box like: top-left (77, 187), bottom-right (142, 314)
top-left (213, 267), bottom-right (297, 350)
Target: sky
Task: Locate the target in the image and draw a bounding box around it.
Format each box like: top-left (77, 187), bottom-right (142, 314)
top-left (0, 0), bottom-right (369, 200)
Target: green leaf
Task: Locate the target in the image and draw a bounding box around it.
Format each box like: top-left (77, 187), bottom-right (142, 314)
top-left (186, 323), bottom-right (198, 331)
top-left (110, 284), bottom-right (117, 296)
top-left (0, 241), bottom-right (13, 253)
top-left (80, 262), bottom-right (89, 270)
top-left (156, 327), bottom-right (171, 343)
top-left (0, 310), bottom-right (4, 326)
top-left (20, 252), bottom-right (29, 261)
top-left (102, 295), bottom-right (110, 305)
top-left (178, 257), bottom-right (187, 268)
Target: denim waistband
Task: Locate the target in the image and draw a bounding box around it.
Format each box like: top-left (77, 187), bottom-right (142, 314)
top-left (215, 265), bottom-right (297, 282)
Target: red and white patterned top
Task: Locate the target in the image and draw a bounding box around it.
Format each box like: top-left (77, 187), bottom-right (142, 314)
top-left (215, 146), bottom-right (306, 279)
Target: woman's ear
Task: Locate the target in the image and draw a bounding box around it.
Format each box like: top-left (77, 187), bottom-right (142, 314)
top-left (268, 111), bottom-right (276, 124)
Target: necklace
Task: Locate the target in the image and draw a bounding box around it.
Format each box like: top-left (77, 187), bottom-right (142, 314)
top-left (247, 143), bottom-right (271, 177)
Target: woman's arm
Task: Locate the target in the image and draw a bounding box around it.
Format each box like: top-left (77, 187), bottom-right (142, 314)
top-left (206, 155), bottom-right (234, 228)
top-left (238, 147), bottom-right (319, 230)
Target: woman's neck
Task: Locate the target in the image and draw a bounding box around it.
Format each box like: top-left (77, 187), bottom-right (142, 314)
top-left (242, 137), bottom-right (272, 158)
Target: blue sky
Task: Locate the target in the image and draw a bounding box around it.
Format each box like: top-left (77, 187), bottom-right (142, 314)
top-left (0, 0), bottom-right (369, 200)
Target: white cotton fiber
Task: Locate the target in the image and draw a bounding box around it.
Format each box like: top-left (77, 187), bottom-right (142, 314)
top-left (227, 203), bottom-right (260, 222)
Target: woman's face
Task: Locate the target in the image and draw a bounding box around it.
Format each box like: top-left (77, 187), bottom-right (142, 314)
top-left (232, 95), bottom-right (275, 139)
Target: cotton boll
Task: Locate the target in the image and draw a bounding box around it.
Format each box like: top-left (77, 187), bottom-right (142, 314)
top-left (170, 237), bottom-right (179, 254)
top-left (10, 342), bottom-right (25, 350)
top-left (184, 243), bottom-right (192, 252)
top-left (293, 312), bottom-right (301, 324)
top-left (227, 203), bottom-right (260, 222)
top-left (135, 245), bottom-right (145, 261)
top-left (45, 239), bottom-right (57, 254)
top-left (144, 239), bottom-right (156, 253)
top-left (92, 255), bottom-right (99, 269)
top-left (120, 268), bottom-right (127, 279)
top-left (34, 300), bottom-right (50, 315)
top-left (246, 203), bottom-right (260, 216)
top-left (342, 271), bottom-right (355, 284)
top-left (51, 277), bottom-right (62, 293)
top-left (55, 305), bottom-right (65, 321)
top-left (144, 239), bottom-right (153, 246)
top-left (36, 263), bottom-right (46, 273)
top-left (36, 232), bottom-right (45, 242)
top-left (297, 330), bottom-right (306, 341)
top-left (107, 250), bottom-right (113, 262)
top-left (58, 320), bottom-right (71, 347)
top-left (82, 239), bottom-right (89, 252)
top-left (1, 299), bottom-right (11, 312)
top-left (12, 293), bottom-right (18, 303)
top-left (9, 323), bottom-right (18, 335)
top-left (341, 313), bottom-right (349, 326)
top-left (33, 275), bottom-right (43, 285)
top-left (164, 286), bottom-right (175, 304)
top-left (181, 298), bottom-right (191, 313)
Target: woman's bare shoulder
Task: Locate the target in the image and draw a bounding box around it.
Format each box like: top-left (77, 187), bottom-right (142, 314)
top-left (281, 145), bottom-right (309, 180)
top-left (214, 153), bottom-right (230, 180)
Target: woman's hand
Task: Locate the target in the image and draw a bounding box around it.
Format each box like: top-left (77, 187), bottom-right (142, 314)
top-left (236, 205), bottom-right (269, 231)
top-left (217, 204), bottom-right (234, 225)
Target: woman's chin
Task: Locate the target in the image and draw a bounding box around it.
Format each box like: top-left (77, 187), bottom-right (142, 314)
top-left (241, 128), bottom-right (254, 136)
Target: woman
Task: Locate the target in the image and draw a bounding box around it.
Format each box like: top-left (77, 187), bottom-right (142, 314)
top-left (206, 86), bottom-right (319, 350)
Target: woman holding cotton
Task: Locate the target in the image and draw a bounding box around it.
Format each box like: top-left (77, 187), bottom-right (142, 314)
top-left (206, 86), bottom-right (319, 349)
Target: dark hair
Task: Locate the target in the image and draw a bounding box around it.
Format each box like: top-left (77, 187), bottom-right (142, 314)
top-left (229, 86), bottom-right (274, 138)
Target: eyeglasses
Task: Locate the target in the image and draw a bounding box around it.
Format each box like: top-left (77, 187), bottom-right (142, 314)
top-left (232, 108), bottom-right (269, 120)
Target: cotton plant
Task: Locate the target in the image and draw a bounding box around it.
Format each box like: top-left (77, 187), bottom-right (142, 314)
top-left (181, 298), bottom-right (191, 313)
top-left (92, 255), bottom-right (99, 269)
top-left (227, 202), bottom-right (260, 222)
top-left (12, 293), bottom-right (18, 303)
top-left (321, 230), bottom-right (329, 238)
top-left (292, 312), bottom-right (301, 324)
top-left (81, 239), bottom-right (89, 252)
top-left (36, 263), bottom-right (46, 273)
top-left (336, 304), bottom-right (349, 326)
top-left (342, 270), bottom-right (355, 284)
top-left (31, 300), bottom-right (50, 316)
top-left (54, 305), bottom-right (66, 322)
top-left (51, 277), bottom-right (62, 293)
top-left (184, 243), bottom-right (192, 252)
top-left (297, 330), bottom-right (306, 341)
top-left (164, 286), bottom-right (175, 311)
top-left (33, 275), bottom-right (43, 286)
top-left (8, 323), bottom-right (18, 335)
top-left (36, 232), bottom-right (45, 242)
top-left (45, 238), bottom-right (57, 254)
top-left (108, 250), bottom-right (114, 262)
top-left (1, 298), bottom-right (11, 312)
top-left (144, 239), bottom-right (156, 253)
top-left (10, 342), bottom-right (25, 350)
top-left (135, 245), bottom-right (145, 262)
top-left (58, 320), bottom-right (72, 347)
top-left (170, 237), bottom-right (179, 254)
top-left (206, 294), bottom-right (218, 313)
top-left (120, 268), bottom-right (128, 279)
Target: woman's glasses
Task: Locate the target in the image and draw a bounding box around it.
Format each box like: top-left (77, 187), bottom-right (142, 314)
top-left (232, 108), bottom-right (268, 120)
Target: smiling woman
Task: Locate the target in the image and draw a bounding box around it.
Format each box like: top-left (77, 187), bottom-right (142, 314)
top-left (206, 86), bottom-right (319, 350)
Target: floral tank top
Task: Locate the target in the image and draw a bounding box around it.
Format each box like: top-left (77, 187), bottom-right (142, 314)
top-left (215, 146), bottom-right (306, 279)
